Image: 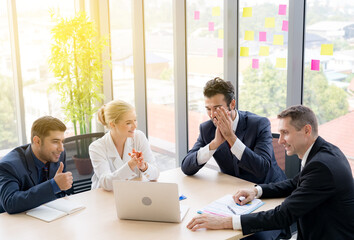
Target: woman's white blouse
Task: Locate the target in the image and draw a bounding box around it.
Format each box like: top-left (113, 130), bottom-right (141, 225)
top-left (89, 130), bottom-right (160, 191)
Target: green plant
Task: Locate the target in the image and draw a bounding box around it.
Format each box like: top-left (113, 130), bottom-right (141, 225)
top-left (49, 11), bottom-right (109, 137)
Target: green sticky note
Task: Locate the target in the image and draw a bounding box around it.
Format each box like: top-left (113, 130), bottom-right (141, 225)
top-left (320, 44), bottom-right (333, 55)
top-left (244, 31), bottom-right (254, 41)
top-left (240, 47), bottom-right (249, 57)
top-left (259, 46), bottom-right (269, 56)
top-left (243, 7), bottom-right (252, 17)
top-left (276, 58), bottom-right (286, 68)
top-left (212, 7), bottom-right (220, 16)
top-left (265, 17), bottom-right (275, 28)
top-left (273, 35), bottom-right (284, 45)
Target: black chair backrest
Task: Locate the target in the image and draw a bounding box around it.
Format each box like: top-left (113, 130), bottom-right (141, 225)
top-left (272, 133), bottom-right (301, 179)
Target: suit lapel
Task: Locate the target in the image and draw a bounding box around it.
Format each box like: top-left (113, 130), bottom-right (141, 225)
top-left (235, 111), bottom-right (247, 141)
top-left (25, 145), bottom-right (38, 185)
top-left (304, 136), bottom-right (324, 167)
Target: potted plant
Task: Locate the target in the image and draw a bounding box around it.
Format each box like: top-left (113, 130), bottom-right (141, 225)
top-left (49, 11), bottom-right (109, 175)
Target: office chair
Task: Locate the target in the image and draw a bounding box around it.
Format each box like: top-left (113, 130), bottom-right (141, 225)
top-left (63, 132), bottom-right (104, 195)
top-left (272, 133), bottom-right (301, 179)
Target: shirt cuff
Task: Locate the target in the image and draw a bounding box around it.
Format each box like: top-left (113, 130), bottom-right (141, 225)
top-left (118, 162), bottom-right (138, 180)
top-left (255, 185), bottom-right (263, 198)
top-left (197, 144), bottom-right (216, 165)
top-left (232, 215), bottom-right (242, 230)
top-left (141, 162), bottom-right (154, 179)
top-left (230, 138), bottom-right (246, 160)
top-left (50, 179), bottom-right (62, 194)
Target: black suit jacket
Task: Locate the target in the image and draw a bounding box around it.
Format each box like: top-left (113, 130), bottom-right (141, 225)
top-left (241, 136), bottom-right (354, 240)
top-left (0, 144), bottom-right (66, 214)
top-left (181, 111), bottom-right (286, 184)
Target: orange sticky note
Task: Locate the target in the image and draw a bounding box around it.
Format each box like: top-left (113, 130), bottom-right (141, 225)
top-left (218, 29), bottom-right (224, 39)
top-left (276, 58), bottom-right (286, 68)
top-left (259, 46), bottom-right (269, 56)
top-left (240, 47), bottom-right (249, 57)
top-left (242, 7), bottom-right (252, 17)
top-left (321, 44), bottom-right (333, 55)
top-left (273, 35), bottom-right (284, 45)
top-left (212, 7), bottom-right (220, 16)
top-left (244, 31), bottom-right (254, 41)
top-left (265, 17), bottom-right (275, 28)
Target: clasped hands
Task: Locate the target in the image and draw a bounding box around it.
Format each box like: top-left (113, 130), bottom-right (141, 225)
top-left (128, 148), bottom-right (148, 172)
top-left (209, 107), bottom-right (237, 150)
top-left (187, 188), bottom-right (257, 231)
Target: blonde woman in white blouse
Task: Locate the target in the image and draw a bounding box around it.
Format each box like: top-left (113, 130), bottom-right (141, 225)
top-left (89, 100), bottom-right (159, 191)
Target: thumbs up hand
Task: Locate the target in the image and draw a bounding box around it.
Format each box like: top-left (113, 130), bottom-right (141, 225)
top-left (54, 162), bottom-right (73, 191)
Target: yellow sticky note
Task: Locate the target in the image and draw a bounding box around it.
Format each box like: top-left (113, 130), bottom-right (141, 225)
top-left (240, 47), bottom-right (249, 57)
top-left (321, 44), bottom-right (333, 55)
top-left (259, 46), bottom-right (269, 56)
top-left (212, 7), bottom-right (220, 16)
top-left (265, 17), bottom-right (275, 28)
top-left (243, 7), bottom-right (252, 17)
top-left (244, 31), bottom-right (254, 41)
top-left (273, 35), bottom-right (284, 45)
top-left (276, 58), bottom-right (286, 68)
top-left (218, 29), bottom-right (224, 39)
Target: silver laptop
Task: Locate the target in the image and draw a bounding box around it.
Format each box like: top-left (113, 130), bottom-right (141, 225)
top-left (113, 181), bottom-right (189, 223)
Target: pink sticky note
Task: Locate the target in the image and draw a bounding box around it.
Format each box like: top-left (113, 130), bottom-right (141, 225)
top-left (194, 11), bottom-right (200, 20)
top-left (209, 22), bottom-right (214, 31)
top-left (217, 48), bottom-right (223, 58)
top-left (259, 32), bottom-right (267, 42)
top-left (279, 4), bottom-right (287, 15)
top-left (252, 59), bottom-right (259, 69)
top-left (311, 59), bottom-right (320, 71)
top-left (282, 20), bottom-right (288, 31)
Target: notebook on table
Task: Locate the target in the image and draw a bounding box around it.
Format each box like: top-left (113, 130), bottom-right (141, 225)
top-left (113, 181), bottom-right (189, 223)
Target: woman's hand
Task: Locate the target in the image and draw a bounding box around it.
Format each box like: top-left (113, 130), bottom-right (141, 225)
top-left (128, 148), bottom-right (148, 172)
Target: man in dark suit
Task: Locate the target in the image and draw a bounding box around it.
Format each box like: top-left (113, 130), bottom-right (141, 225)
top-left (0, 116), bottom-right (73, 214)
top-left (182, 77), bottom-right (286, 184)
top-left (187, 105), bottom-right (354, 240)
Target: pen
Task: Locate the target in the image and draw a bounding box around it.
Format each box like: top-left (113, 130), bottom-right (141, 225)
top-left (227, 205), bottom-right (236, 215)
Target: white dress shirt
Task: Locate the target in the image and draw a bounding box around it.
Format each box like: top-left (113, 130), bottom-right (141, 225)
top-left (89, 130), bottom-right (160, 191)
top-left (197, 110), bottom-right (246, 165)
top-left (231, 143), bottom-right (315, 230)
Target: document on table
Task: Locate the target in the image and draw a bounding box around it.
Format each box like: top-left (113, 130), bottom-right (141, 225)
top-left (201, 194), bottom-right (264, 217)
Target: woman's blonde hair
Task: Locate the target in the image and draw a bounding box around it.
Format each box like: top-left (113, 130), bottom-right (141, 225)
top-left (97, 100), bottom-right (134, 127)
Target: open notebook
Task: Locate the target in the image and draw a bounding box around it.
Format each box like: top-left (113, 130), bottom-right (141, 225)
top-left (200, 194), bottom-right (264, 216)
top-left (26, 198), bottom-right (85, 222)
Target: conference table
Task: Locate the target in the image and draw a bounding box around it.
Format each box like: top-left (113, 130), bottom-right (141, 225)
top-left (0, 167), bottom-right (284, 240)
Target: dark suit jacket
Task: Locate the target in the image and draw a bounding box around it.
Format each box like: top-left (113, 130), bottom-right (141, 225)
top-left (241, 136), bottom-right (354, 240)
top-left (0, 144), bottom-right (66, 214)
top-left (181, 111), bottom-right (286, 184)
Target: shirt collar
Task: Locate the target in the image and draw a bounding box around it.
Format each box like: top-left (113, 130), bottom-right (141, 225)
top-left (31, 148), bottom-right (45, 169)
top-left (301, 142), bottom-right (315, 170)
top-left (232, 110), bottom-right (239, 132)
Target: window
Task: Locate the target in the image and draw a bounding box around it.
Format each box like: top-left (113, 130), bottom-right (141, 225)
top-left (238, 0), bottom-right (289, 133)
top-left (16, 0), bottom-right (75, 141)
top-left (187, 0), bottom-right (224, 149)
top-left (304, 0), bottom-right (354, 174)
top-left (0, 0), bottom-right (18, 151)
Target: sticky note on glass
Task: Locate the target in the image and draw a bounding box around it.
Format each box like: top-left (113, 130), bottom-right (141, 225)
top-left (209, 22), bottom-right (214, 31)
top-left (194, 11), bottom-right (200, 20)
top-left (276, 58), bottom-right (286, 68)
top-left (259, 32), bottom-right (267, 42)
top-left (218, 29), bottom-right (224, 39)
top-left (217, 48), bottom-right (223, 58)
top-left (212, 7), bottom-right (220, 16)
top-left (311, 59), bottom-right (320, 71)
top-left (279, 4), bottom-right (287, 15)
top-left (265, 17), bottom-right (275, 28)
top-left (282, 20), bottom-right (288, 31)
top-left (242, 7), bottom-right (252, 17)
top-left (245, 31), bottom-right (254, 41)
top-left (273, 35), bottom-right (284, 45)
top-left (259, 46), bottom-right (269, 56)
top-left (252, 59), bottom-right (259, 69)
top-left (321, 44), bottom-right (333, 55)
top-left (240, 47), bottom-right (249, 57)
